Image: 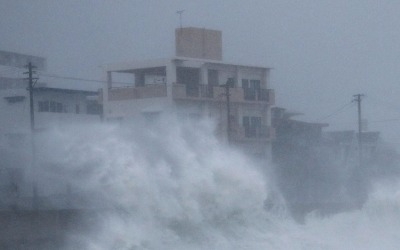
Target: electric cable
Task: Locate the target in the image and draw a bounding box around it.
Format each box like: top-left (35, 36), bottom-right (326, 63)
top-left (367, 95), bottom-right (400, 115)
top-left (317, 101), bottom-right (355, 122)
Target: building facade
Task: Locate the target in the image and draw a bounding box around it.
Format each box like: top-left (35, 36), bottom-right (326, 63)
top-left (101, 27), bottom-right (275, 157)
top-left (0, 77), bottom-right (101, 136)
top-left (0, 76), bottom-right (101, 210)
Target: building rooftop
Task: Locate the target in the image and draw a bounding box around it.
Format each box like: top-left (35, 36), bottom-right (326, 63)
top-left (104, 56), bottom-right (271, 72)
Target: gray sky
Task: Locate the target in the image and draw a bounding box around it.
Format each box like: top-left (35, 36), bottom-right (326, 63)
top-left (1, 0), bottom-right (400, 144)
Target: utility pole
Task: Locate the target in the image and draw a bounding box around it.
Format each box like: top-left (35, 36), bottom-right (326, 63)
top-left (353, 94), bottom-right (364, 167)
top-left (224, 79), bottom-right (233, 144)
top-left (24, 62), bottom-right (37, 132)
top-left (24, 62), bottom-right (38, 209)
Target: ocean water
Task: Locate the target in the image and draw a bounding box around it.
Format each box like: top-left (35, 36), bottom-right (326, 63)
top-left (38, 117), bottom-right (400, 250)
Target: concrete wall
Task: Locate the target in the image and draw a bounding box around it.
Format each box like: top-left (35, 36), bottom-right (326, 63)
top-left (105, 97), bottom-right (172, 120)
top-left (0, 85), bottom-right (101, 134)
top-left (175, 27), bottom-right (222, 61)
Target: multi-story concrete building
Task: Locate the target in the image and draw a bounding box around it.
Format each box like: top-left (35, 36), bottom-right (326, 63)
top-left (102, 27), bottom-right (275, 157)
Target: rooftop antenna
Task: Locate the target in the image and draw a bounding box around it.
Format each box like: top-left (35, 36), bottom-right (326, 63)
top-left (176, 10), bottom-right (185, 29)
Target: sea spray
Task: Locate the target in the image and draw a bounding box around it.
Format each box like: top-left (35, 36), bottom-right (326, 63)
top-left (34, 117), bottom-right (400, 249)
top-left (36, 117), bottom-right (281, 249)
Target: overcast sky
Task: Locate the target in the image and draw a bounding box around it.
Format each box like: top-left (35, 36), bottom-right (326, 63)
top-left (1, 0), bottom-right (400, 144)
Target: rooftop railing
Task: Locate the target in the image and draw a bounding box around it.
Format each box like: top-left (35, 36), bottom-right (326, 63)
top-left (107, 85), bottom-right (167, 101)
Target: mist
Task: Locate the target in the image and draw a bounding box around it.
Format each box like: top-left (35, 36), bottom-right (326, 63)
top-left (0, 115), bottom-right (399, 249)
top-left (2, 1), bottom-right (400, 249)
top-left (2, 0), bottom-right (400, 144)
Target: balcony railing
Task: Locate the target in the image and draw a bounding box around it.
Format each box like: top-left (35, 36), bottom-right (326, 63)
top-left (107, 85), bottom-right (167, 101)
top-left (243, 88), bottom-right (274, 102)
top-left (104, 84), bottom-right (274, 105)
top-left (172, 84), bottom-right (274, 104)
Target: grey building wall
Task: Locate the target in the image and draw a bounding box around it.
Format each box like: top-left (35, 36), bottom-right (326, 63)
top-left (175, 27), bottom-right (222, 61)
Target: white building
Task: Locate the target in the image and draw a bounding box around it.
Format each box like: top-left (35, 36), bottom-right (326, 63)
top-left (0, 77), bottom-right (101, 137)
top-left (0, 76), bottom-right (101, 206)
top-left (102, 27), bottom-right (275, 157)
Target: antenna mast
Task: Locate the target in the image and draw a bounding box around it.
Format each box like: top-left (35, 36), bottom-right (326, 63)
top-left (176, 10), bottom-right (185, 29)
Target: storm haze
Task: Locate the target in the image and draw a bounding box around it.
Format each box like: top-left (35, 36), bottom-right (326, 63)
top-left (2, 0), bottom-right (400, 143)
top-left (1, 1), bottom-right (400, 249)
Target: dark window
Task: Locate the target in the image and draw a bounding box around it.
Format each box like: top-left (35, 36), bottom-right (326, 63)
top-left (243, 79), bottom-right (261, 100)
top-left (250, 80), bottom-right (261, 90)
top-left (177, 67), bottom-right (200, 97)
top-left (38, 101), bottom-right (49, 112)
top-left (38, 101), bottom-right (64, 113)
top-left (76, 104), bottom-right (80, 114)
top-left (49, 101), bottom-right (56, 112)
top-left (5, 96), bottom-right (25, 103)
top-left (227, 77), bottom-right (235, 87)
top-left (87, 103), bottom-right (102, 115)
top-left (56, 103), bottom-right (63, 113)
top-left (243, 116), bottom-right (262, 138)
top-left (242, 79), bottom-right (249, 88)
top-left (208, 69), bottom-right (219, 86)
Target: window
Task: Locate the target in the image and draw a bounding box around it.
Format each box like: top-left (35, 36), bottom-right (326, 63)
top-left (242, 79), bottom-right (261, 101)
top-left (49, 101), bottom-right (56, 112)
top-left (87, 103), bottom-right (102, 115)
top-left (242, 79), bottom-right (249, 88)
top-left (208, 69), bottom-right (218, 86)
top-left (56, 102), bottom-right (63, 113)
top-left (4, 96), bottom-right (25, 103)
top-left (242, 79), bottom-right (260, 89)
top-left (38, 100), bottom-right (64, 113)
top-left (38, 101), bottom-right (49, 112)
top-left (250, 80), bottom-right (261, 89)
top-left (227, 77), bottom-right (235, 87)
top-left (75, 104), bottom-right (80, 114)
top-left (243, 116), bottom-right (262, 138)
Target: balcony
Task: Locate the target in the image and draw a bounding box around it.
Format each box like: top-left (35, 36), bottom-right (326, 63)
top-left (172, 84), bottom-right (274, 104)
top-left (243, 88), bottom-right (275, 103)
top-left (107, 85), bottom-right (167, 101)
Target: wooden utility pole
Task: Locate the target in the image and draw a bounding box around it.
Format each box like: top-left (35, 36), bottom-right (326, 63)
top-left (225, 81), bottom-right (231, 144)
top-left (24, 62), bottom-right (37, 132)
top-left (24, 62), bottom-right (38, 209)
top-left (223, 78), bottom-right (234, 144)
top-left (353, 94), bottom-right (364, 167)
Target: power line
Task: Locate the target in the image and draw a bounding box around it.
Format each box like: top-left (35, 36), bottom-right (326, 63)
top-left (327, 117), bottom-right (400, 125)
top-left (317, 101), bottom-right (354, 122)
top-left (367, 95), bottom-right (400, 115)
top-left (369, 118), bottom-right (400, 123)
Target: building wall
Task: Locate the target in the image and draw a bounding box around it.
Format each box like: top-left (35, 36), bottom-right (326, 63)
top-left (0, 79), bottom-right (101, 135)
top-left (105, 97), bottom-right (172, 121)
top-left (103, 24), bottom-right (273, 156)
top-left (103, 58), bottom-right (274, 156)
top-left (175, 27), bottom-right (222, 61)
top-left (0, 87), bottom-right (30, 133)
